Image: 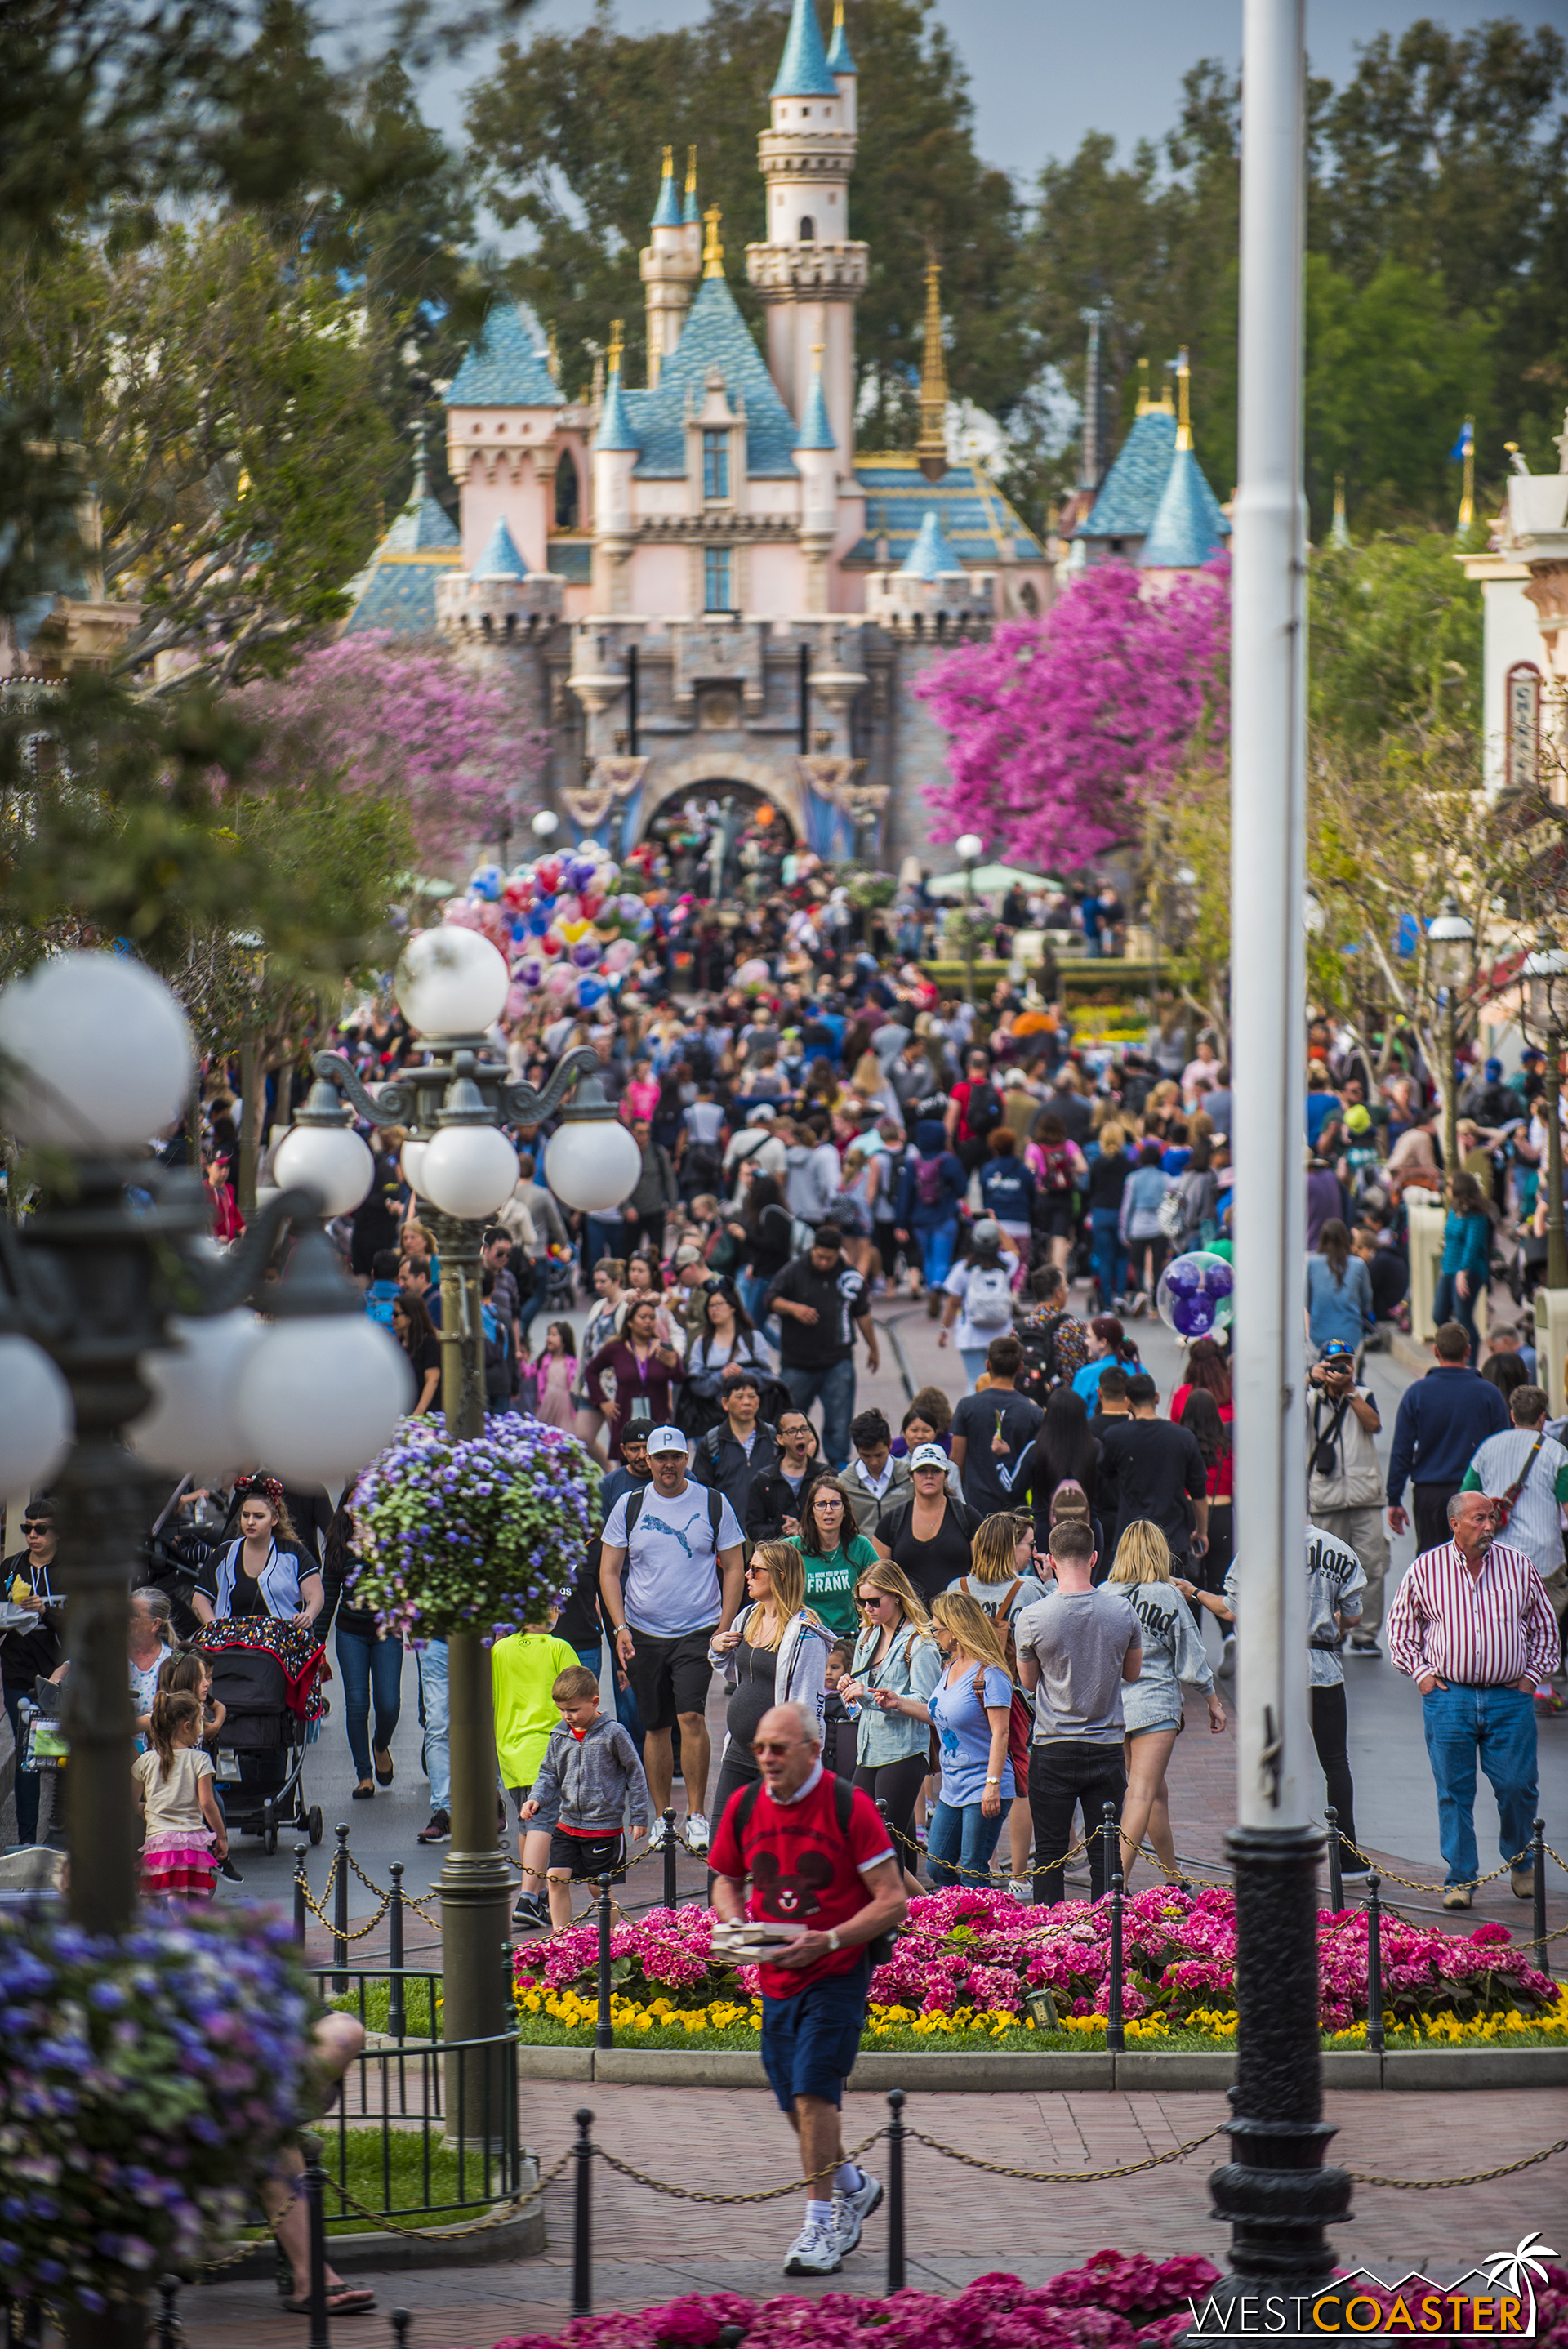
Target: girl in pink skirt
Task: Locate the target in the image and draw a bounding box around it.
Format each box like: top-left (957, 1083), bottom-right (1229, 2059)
top-left (134, 1690), bottom-right (226, 1902)
top-left (532, 1319), bottom-right (579, 1431)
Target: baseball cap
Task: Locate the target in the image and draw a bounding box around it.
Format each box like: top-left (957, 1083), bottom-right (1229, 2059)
top-left (1345, 1105), bottom-right (1372, 1133)
top-left (972, 1218), bottom-right (1003, 1250)
top-left (1486, 1057), bottom-right (1503, 1081)
top-left (644, 1425), bottom-right (690, 1456)
top-left (673, 1243), bottom-right (704, 1268)
top-left (1320, 1339), bottom-right (1356, 1362)
top-left (749, 1103), bottom-right (777, 1121)
top-left (910, 1442), bottom-right (949, 1472)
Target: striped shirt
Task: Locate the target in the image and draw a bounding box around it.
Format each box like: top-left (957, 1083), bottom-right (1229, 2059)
top-left (1385, 1540), bottom-right (1558, 1690)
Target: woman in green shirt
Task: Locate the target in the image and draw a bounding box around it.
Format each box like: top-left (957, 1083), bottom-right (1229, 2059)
top-left (789, 1478), bottom-right (880, 1643)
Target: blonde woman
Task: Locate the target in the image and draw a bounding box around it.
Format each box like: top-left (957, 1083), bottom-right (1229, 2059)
top-left (871, 1590), bottom-right (1014, 1889)
top-left (950, 1513), bottom-right (1050, 1895)
top-left (1108, 1522), bottom-right (1227, 1884)
top-left (707, 1542), bottom-right (832, 1832)
top-left (1086, 1120), bottom-right (1132, 1315)
top-left (840, 1559), bottom-right (941, 1891)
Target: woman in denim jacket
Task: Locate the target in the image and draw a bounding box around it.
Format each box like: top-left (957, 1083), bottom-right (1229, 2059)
top-left (840, 1558), bottom-right (942, 1892)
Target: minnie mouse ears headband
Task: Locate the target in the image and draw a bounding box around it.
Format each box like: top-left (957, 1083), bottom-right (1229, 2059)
top-left (235, 1473), bottom-right (285, 1509)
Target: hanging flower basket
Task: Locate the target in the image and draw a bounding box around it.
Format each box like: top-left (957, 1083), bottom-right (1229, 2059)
top-left (0, 1907), bottom-right (312, 2315)
top-left (350, 1412), bottom-right (599, 1642)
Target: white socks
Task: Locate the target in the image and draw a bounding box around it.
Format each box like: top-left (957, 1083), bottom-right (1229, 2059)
top-left (835, 2161), bottom-right (862, 2194)
top-left (807, 2198), bottom-right (834, 2231)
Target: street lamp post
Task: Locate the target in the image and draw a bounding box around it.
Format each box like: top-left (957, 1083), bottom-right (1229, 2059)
top-left (305, 929), bottom-right (639, 2086)
top-left (1522, 934), bottom-right (1568, 1293)
top-left (1217, 0), bottom-right (1353, 2307)
top-left (1428, 898), bottom-right (1475, 1187)
top-left (956, 832), bottom-right (984, 1008)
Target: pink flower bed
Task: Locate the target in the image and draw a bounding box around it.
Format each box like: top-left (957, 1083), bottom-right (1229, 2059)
top-left (514, 1887), bottom-right (1557, 2031)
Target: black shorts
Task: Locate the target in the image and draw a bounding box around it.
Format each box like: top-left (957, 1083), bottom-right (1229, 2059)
top-left (547, 1829), bottom-right (626, 1879)
top-left (626, 1625), bottom-right (715, 1734)
top-left (1036, 1198), bottom-right (1077, 1240)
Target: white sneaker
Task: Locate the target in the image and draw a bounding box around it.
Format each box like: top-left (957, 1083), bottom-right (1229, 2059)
top-left (783, 2219), bottom-right (842, 2276)
top-left (1008, 1878), bottom-right (1031, 1903)
top-left (684, 1811), bottom-right (710, 1856)
top-left (831, 2168), bottom-right (882, 2256)
top-left (1217, 1635), bottom-right (1236, 1680)
top-left (647, 1816), bottom-right (674, 1851)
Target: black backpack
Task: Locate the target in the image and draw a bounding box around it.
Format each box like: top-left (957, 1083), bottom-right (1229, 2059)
top-left (622, 1482), bottom-right (728, 1553)
top-left (966, 1081), bottom-right (1002, 1138)
top-left (729, 1774), bottom-right (897, 1966)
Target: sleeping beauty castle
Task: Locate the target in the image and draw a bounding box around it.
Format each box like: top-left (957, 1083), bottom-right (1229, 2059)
top-left (345, 0), bottom-right (1226, 871)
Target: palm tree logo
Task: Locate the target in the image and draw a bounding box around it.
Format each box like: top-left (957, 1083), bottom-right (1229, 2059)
top-left (1481, 2233), bottom-right (1557, 2331)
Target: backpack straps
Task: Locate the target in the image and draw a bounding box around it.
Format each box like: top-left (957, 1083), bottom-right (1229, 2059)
top-left (734, 1769), bottom-right (854, 1843)
top-left (621, 1481), bottom-right (725, 1549)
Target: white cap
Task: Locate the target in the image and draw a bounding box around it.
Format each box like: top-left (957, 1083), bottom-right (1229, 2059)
top-left (644, 1424), bottom-right (690, 1456)
top-left (910, 1442), bottom-right (949, 1472)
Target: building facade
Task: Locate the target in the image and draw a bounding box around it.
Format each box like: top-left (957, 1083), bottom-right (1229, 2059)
top-left (1459, 415), bottom-right (1568, 800)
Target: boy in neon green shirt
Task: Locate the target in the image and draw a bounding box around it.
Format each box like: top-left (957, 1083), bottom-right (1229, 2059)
top-left (493, 1615), bottom-right (581, 1930)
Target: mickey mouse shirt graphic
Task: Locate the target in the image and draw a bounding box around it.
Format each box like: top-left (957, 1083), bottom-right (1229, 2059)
top-left (709, 1768), bottom-right (895, 2001)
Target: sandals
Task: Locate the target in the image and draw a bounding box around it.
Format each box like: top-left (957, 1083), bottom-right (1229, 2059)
top-left (373, 1749), bottom-right (394, 1787)
top-left (284, 2289), bottom-right (376, 2316)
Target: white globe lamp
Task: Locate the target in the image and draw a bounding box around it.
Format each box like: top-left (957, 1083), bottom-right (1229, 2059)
top-left (273, 1120), bottom-right (375, 1218)
top-left (420, 1123), bottom-right (519, 1220)
top-left (394, 929), bottom-right (510, 1039)
top-left (544, 1081), bottom-right (641, 1215)
top-left (956, 833), bottom-right (984, 866)
top-left (531, 809), bottom-right (559, 840)
top-left (0, 952), bottom-right (194, 1152)
top-left (127, 1311), bottom-right (263, 1480)
top-left (400, 1138), bottom-right (430, 1195)
top-left (233, 1227), bottom-right (412, 1490)
top-left (0, 1335), bottom-right (74, 1502)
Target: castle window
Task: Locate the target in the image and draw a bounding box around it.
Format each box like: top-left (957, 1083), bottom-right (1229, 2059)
top-left (799, 216), bottom-right (816, 241)
top-left (702, 429), bottom-right (729, 501)
top-left (555, 448), bottom-right (580, 530)
top-left (704, 546), bottom-right (733, 612)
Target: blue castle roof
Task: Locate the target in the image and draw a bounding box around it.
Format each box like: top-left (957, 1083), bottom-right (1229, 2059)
top-left (846, 457), bottom-right (1045, 568)
top-left (902, 510), bottom-right (965, 577)
top-left (595, 368), bottom-right (639, 454)
top-left (683, 180), bottom-right (701, 225)
top-left (448, 303), bottom-right (564, 408)
top-left (1075, 407), bottom-right (1177, 541)
top-left (623, 274), bottom-right (800, 478)
top-left (1139, 445), bottom-right (1230, 568)
top-left (773, 0), bottom-right (838, 96)
top-left (342, 475), bottom-right (461, 635)
top-left (473, 518), bottom-right (526, 578)
top-left (651, 154), bottom-right (682, 228)
top-left (795, 367), bottom-right (835, 452)
top-left (825, 3), bottom-right (857, 73)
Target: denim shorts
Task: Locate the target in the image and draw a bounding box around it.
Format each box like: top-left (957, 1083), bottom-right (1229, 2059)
top-left (760, 1959), bottom-right (871, 2111)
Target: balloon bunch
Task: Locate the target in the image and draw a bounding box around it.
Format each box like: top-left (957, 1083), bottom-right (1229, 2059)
top-left (440, 839), bottom-right (654, 1019)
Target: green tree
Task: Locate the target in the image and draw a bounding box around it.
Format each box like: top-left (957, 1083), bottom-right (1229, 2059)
top-left (463, 0), bottom-right (1030, 435)
top-left (1308, 530), bottom-right (1483, 755)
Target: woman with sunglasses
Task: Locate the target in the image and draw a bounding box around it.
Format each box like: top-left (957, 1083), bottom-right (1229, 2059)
top-left (706, 1541), bottom-right (833, 1836)
top-left (1, 1504), bottom-right (62, 1846)
top-left (871, 1590), bottom-right (1016, 1891)
top-left (871, 1444), bottom-right (978, 1607)
top-left (839, 1560), bottom-right (941, 1892)
top-left (788, 1476), bottom-right (880, 1643)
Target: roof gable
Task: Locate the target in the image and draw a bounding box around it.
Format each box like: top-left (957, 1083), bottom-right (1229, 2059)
top-left (1139, 446), bottom-right (1229, 568)
top-left (847, 457), bottom-right (1045, 568)
top-left (1076, 408), bottom-right (1176, 539)
top-left (632, 274), bottom-right (799, 478)
top-left (380, 491), bottom-right (460, 555)
top-left (448, 303), bottom-right (564, 409)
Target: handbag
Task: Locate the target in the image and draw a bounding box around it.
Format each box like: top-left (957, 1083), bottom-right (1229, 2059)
top-left (1156, 1186), bottom-right (1186, 1244)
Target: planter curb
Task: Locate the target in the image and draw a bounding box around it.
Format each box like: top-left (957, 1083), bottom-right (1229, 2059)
top-left (212, 2197), bottom-right (546, 2281)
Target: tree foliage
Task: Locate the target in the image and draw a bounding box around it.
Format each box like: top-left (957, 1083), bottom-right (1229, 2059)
top-left (463, 0), bottom-right (1030, 441)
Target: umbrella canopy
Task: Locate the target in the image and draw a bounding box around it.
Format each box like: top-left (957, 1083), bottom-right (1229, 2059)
top-left (925, 863), bottom-right (1057, 900)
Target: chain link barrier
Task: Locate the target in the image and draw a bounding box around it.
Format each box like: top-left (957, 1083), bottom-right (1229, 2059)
top-left (1347, 2136), bottom-right (1568, 2190)
top-left (294, 1851), bottom-right (393, 1945)
top-left (900, 2121), bottom-right (1227, 2185)
top-left (319, 2145), bottom-right (576, 2240)
top-left (589, 2128), bottom-right (891, 2206)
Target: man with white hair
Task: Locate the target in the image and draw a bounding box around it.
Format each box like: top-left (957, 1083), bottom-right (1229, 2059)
top-left (710, 1700), bottom-right (906, 2279)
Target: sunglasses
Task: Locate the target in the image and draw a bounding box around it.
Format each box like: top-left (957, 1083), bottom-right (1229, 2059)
top-left (750, 1738), bottom-right (799, 1756)
top-left (23, 1522), bottom-right (51, 1535)
top-left (745, 1560), bottom-right (773, 1576)
top-left (857, 1593), bottom-right (893, 1610)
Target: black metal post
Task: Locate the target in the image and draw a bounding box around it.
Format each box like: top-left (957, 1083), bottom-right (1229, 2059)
top-left (1365, 1874), bottom-right (1384, 2056)
top-left (663, 1807), bottom-right (679, 1910)
top-left (885, 2088), bottom-right (906, 2294)
top-left (390, 2314), bottom-right (411, 2349)
top-left (332, 1822), bottom-right (350, 1994)
top-left (1107, 1871), bottom-right (1125, 2054)
top-left (595, 1876), bottom-right (615, 2048)
top-left (1100, 1800), bottom-right (1118, 1901)
top-left (572, 2109), bottom-right (595, 2319)
top-left (294, 1843), bottom-right (310, 1950)
top-left (1324, 1807), bottom-right (1343, 1914)
top-left (301, 2132), bottom-right (332, 2349)
top-left (389, 1862), bottom-right (407, 2041)
top-left (1533, 1818), bottom-right (1548, 1973)
top-left (157, 2275), bottom-right (180, 2349)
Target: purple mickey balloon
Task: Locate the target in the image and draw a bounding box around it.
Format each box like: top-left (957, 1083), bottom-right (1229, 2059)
top-left (1205, 1259), bottom-right (1234, 1298)
top-left (1165, 1255), bottom-right (1204, 1297)
top-left (1171, 1293), bottom-right (1216, 1338)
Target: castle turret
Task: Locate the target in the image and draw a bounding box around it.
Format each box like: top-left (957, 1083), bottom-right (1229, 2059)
top-left (866, 509), bottom-right (992, 635)
top-left (745, 0), bottom-right (867, 472)
top-left (1138, 348), bottom-right (1230, 574)
top-left (592, 321), bottom-right (640, 613)
top-left (793, 345), bottom-right (838, 612)
top-left (640, 145), bottom-right (702, 388)
top-left (826, 0), bottom-right (857, 132)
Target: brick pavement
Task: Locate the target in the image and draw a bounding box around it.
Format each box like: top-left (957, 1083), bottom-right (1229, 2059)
top-left (181, 2084), bottom-right (1568, 2348)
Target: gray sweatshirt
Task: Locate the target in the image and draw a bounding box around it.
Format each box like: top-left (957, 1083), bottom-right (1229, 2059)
top-left (1120, 1581), bottom-right (1214, 1733)
top-left (529, 1714), bottom-right (652, 1835)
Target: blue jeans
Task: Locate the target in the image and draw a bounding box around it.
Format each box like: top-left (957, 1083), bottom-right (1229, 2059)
top-left (917, 1219), bottom-right (960, 1291)
top-left (336, 1626), bottom-right (403, 1785)
top-left (925, 1798), bottom-right (1006, 1889)
top-left (959, 1344), bottom-right (990, 1393)
top-left (416, 1640), bottom-right (450, 1812)
top-left (583, 1217), bottom-right (624, 1277)
top-left (1421, 1682), bottom-right (1537, 1886)
top-left (1090, 1209), bottom-right (1127, 1312)
top-left (1433, 1272), bottom-right (1479, 1365)
top-left (781, 1357), bottom-right (858, 1470)
top-left (739, 1273), bottom-right (781, 1348)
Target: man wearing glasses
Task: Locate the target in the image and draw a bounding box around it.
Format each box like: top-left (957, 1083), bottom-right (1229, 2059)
top-left (710, 1700), bottom-right (906, 2279)
top-left (2, 1505), bottom-right (61, 1848)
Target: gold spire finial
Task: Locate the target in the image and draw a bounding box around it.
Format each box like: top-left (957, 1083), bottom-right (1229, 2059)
top-left (832, 0), bottom-right (846, 38)
top-left (546, 323), bottom-right (559, 382)
top-left (812, 341), bottom-right (825, 370)
top-left (608, 318), bottom-right (625, 375)
top-left (915, 246), bottom-right (948, 482)
top-left (661, 143), bottom-right (674, 181)
top-left (1136, 357), bottom-right (1151, 416)
top-left (702, 204), bottom-right (724, 277)
top-left (685, 145), bottom-right (698, 198)
top-left (1174, 346), bottom-right (1192, 451)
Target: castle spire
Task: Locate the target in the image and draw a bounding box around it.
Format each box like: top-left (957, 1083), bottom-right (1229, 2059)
top-left (1174, 345), bottom-right (1192, 452)
top-left (607, 318), bottom-right (625, 377)
top-left (773, 0), bottom-right (837, 96)
top-left (702, 205), bottom-right (725, 279)
top-left (915, 248), bottom-right (948, 484)
top-left (651, 143), bottom-right (681, 228)
top-left (410, 415), bottom-right (430, 503)
top-left (826, 0), bottom-right (858, 74)
top-left (1136, 356), bottom-right (1151, 417)
top-left (683, 145), bottom-right (700, 225)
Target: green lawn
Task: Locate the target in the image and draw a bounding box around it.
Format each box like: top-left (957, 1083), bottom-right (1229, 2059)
top-left (241, 2127), bottom-right (511, 2239)
top-left (328, 1977), bottom-right (440, 2039)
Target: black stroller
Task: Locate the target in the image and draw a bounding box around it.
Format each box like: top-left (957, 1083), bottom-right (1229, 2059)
top-left (204, 1640), bottom-right (324, 1854)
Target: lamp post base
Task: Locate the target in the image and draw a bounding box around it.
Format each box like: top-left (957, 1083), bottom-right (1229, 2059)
top-left (1202, 1825), bottom-right (1352, 2307)
top-left (437, 1632), bottom-right (517, 2149)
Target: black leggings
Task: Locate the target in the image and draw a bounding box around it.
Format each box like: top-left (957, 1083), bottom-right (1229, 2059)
top-left (854, 1753), bottom-right (929, 1878)
top-left (710, 1749), bottom-right (760, 1848)
top-left (1309, 1682), bottom-right (1358, 1865)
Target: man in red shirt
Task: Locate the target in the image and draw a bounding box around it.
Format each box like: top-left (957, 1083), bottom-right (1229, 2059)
top-left (943, 1047), bottom-right (1003, 1175)
top-left (710, 1700), bottom-right (906, 2279)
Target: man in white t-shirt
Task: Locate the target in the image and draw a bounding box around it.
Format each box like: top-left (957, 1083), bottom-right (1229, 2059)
top-left (598, 1424), bottom-right (746, 1853)
top-left (1463, 1385), bottom-right (1568, 1657)
top-left (724, 1102), bottom-right (788, 1197)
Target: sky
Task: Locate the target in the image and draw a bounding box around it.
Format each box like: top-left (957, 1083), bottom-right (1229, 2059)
top-left (331, 0), bottom-right (1568, 185)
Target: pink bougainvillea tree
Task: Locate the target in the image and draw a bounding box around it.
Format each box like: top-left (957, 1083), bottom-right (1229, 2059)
top-left (233, 631), bottom-right (548, 867)
top-left (915, 563), bottom-right (1230, 871)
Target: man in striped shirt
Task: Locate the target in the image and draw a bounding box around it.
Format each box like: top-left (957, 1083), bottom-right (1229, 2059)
top-left (1386, 1488), bottom-right (1558, 1908)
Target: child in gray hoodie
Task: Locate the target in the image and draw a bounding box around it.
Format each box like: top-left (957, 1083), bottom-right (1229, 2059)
top-left (521, 1665), bottom-right (653, 1930)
